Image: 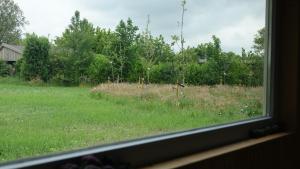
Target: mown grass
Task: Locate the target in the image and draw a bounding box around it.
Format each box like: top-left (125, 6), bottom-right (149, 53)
top-left (0, 77), bottom-right (263, 162)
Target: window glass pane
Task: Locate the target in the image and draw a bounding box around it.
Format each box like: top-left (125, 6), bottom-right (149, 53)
top-left (0, 0), bottom-right (267, 163)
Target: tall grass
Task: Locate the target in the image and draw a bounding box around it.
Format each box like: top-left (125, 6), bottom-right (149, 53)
top-left (92, 83), bottom-right (263, 113)
top-left (0, 78), bottom-right (263, 162)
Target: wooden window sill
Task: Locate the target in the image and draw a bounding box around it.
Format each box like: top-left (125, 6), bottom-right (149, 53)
top-left (141, 132), bottom-right (290, 169)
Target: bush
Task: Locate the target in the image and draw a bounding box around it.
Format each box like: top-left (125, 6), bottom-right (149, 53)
top-left (185, 62), bottom-right (219, 85)
top-left (21, 34), bottom-right (51, 82)
top-left (185, 63), bottom-right (202, 85)
top-left (149, 63), bottom-right (176, 84)
top-left (48, 53), bottom-right (67, 85)
top-left (0, 59), bottom-right (10, 77)
top-left (246, 56), bottom-right (264, 86)
top-left (224, 58), bottom-right (250, 85)
top-left (88, 54), bottom-right (111, 84)
top-left (127, 59), bottom-right (144, 82)
top-left (15, 58), bottom-right (24, 77)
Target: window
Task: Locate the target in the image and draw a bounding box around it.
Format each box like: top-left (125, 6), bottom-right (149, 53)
top-left (0, 0), bottom-right (276, 168)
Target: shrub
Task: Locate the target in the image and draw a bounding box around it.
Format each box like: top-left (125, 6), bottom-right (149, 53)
top-left (185, 62), bottom-right (219, 85)
top-left (15, 58), bottom-right (24, 77)
top-left (246, 56), bottom-right (264, 86)
top-left (88, 54), bottom-right (111, 84)
top-left (0, 59), bottom-right (10, 77)
top-left (21, 34), bottom-right (51, 82)
top-left (127, 58), bottom-right (144, 82)
top-left (149, 63), bottom-right (176, 84)
top-left (185, 63), bottom-right (205, 85)
top-left (224, 58), bottom-right (250, 85)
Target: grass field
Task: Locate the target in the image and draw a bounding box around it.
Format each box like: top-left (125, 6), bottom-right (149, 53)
top-left (0, 77), bottom-right (263, 162)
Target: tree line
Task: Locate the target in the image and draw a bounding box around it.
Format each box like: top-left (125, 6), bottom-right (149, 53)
top-left (0, 1), bottom-right (265, 86)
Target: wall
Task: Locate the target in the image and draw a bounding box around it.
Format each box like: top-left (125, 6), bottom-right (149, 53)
top-left (0, 47), bottom-right (22, 62)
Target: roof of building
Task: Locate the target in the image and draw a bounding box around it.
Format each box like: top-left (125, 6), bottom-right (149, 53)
top-left (0, 43), bottom-right (24, 54)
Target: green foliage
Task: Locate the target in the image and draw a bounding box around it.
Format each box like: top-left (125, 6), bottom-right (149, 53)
top-left (88, 54), bottom-right (111, 84)
top-left (137, 34), bottom-right (175, 65)
top-left (21, 34), bottom-right (50, 82)
top-left (185, 62), bottom-right (219, 85)
top-left (10, 9), bottom-right (264, 87)
top-left (241, 99), bottom-right (263, 117)
top-left (47, 46), bottom-right (69, 85)
top-left (184, 34), bottom-right (264, 86)
top-left (114, 18), bottom-right (139, 80)
top-left (221, 52), bottom-right (248, 85)
top-left (94, 28), bottom-right (117, 56)
top-left (149, 63), bottom-right (176, 84)
top-left (127, 57), bottom-right (144, 82)
top-left (253, 28), bottom-right (265, 57)
top-left (15, 57), bottom-right (23, 76)
top-left (0, 59), bottom-right (10, 76)
top-left (54, 11), bottom-right (95, 85)
top-left (244, 52), bottom-right (264, 86)
top-left (0, 0), bottom-right (27, 44)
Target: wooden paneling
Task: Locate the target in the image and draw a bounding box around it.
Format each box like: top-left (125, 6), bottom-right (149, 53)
top-left (178, 134), bottom-right (298, 169)
top-left (0, 47), bottom-right (22, 62)
top-left (142, 133), bottom-right (290, 169)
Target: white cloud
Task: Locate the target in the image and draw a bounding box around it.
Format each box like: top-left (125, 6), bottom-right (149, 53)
top-left (214, 16), bottom-right (265, 53)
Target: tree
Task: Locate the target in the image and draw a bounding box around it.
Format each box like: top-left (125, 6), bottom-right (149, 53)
top-left (88, 54), bottom-right (111, 84)
top-left (54, 11), bottom-right (95, 84)
top-left (95, 27), bottom-right (117, 57)
top-left (149, 63), bottom-right (176, 84)
top-left (21, 34), bottom-right (50, 81)
top-left (243, 51), bottom-right (264, 86)
top-left (0, 0), bottom-right (27, 44)
top-left (171, 0), bottom-right (188, 84)
top-left (253, 27), bottom-right (265, 57)
top-left (94, 28), bottom-right (118, 81)
top-left (140, 15), bottom-right (155, 83)
top-left (222, 52), bottom-right (250, 85)
top-left (239, 28), bottom-right (266, 86)
top-left (114, 18), bottom-right (139, 81)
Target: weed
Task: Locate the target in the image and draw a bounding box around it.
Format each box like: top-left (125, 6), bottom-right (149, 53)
top-left (241, 99), bottom-right (263, 117)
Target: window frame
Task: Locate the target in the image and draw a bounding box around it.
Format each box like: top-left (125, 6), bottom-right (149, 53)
top-left (0, 0), bottom-right (278, 168)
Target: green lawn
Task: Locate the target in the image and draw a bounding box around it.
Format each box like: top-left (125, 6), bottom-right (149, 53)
top-left (0, 77), bottom-right (263, 162)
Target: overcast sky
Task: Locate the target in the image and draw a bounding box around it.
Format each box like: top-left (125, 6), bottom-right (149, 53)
top-left (14, 0), bottom-right (266, 53)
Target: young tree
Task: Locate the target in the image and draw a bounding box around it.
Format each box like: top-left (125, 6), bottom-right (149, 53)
top-left (95, 27), bottom-right (117, 57)
top-left (240, 28), bottom-right (265, 86)
top-left (253, 27), bottom-right (265, 57)
top-left (172, 0), bottom-right (187, 85)
top-left (0, 0), bottom-right (27, 44)
top-left (135, 15), bottom-right (157, 83)
top-left (180, 0), bottom-right (187, 61)
top-left (55, 11), bottom-right (95, 84)
top-left (94, 27), bottom-right (119, 81)
top-left (115, 18), bottom-right (139, 81)
top-left (21, 34), bottom-right (50, 81)
top-left (136, 24), bottom-right (176, 82)
top-left (191, 35), bottom-right (223, 84)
